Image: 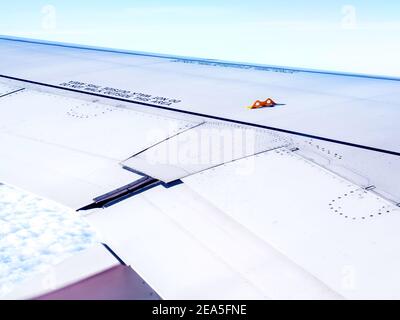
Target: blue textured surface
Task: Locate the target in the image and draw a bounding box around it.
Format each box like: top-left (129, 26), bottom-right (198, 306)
top-left (0, 183), bottom-right (98, 297)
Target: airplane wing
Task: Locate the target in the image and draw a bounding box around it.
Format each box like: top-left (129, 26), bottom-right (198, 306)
top-left (0, 36), bottom-right (399, 300)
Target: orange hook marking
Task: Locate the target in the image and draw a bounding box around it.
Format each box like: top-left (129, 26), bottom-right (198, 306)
top-left (247, 98), bottom-right (277, 109)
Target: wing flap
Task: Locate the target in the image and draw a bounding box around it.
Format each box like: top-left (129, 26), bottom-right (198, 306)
top-left (85, 150), bottom-right (344, 299)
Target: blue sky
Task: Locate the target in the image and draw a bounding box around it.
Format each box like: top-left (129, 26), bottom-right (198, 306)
top-left (1, 1), bottom-right (399, 76)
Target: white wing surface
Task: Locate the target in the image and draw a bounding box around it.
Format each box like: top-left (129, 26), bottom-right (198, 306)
top-left (0, 36), bottom-right (399, 299)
